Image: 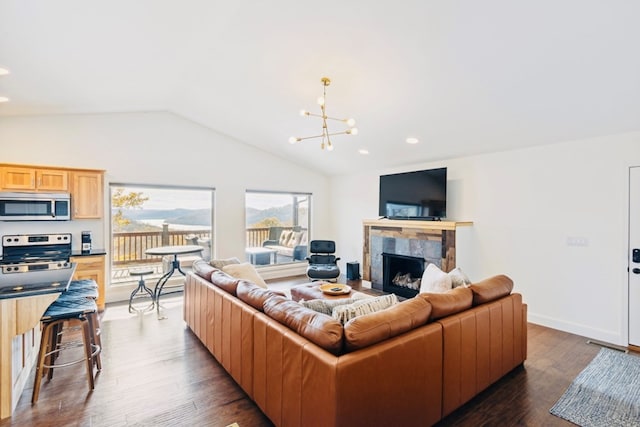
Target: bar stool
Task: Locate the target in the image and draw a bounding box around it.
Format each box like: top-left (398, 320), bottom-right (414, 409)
top-left (129, 268), bottom-right (155, 313)
top-left (32, 296), bottom-right (101, 403)
top-left (65, 279), bottom-right (102, 370)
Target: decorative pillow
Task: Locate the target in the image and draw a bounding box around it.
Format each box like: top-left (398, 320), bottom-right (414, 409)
top-left (209, 257), bottom-right (241, 269)
top-left (300, 294), bottom-right (370, 315)
top-left (222, 262), bottom-right (268, 288)
top-left (449, 267), bottom-right (472, 288)
top-left (343, 297), bottom-right (432, 352)
top-left (279, 230), bottom-right (292, 246)
top-left (418, 286), bottom-right (473, 320)
top-left (419, 263), bottom-right (452, 294)
top-left (192, 259), bottom-right (217, 281)
top-left (263, 295), bottom-right (344, 355)
top-left (289, 231), bottom-right (304, 247)
top-left (236, 280), bottom-right (286, 311)
top-left (332, 294), bottom-right (399, 325)
top-left (469, 275), bottom-right (514, 305)
top-left (299, 231), bottom-right (308, 246)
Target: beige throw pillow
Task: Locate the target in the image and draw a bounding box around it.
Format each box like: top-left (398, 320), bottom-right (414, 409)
top-left (419, 263), bottom-right (453, 294)
top-left (222, 262), bottom-right (268, 288)
top-left (209, 257), bottom-right (241, 269)
top-left (449, 267), bottom-right (472, 288)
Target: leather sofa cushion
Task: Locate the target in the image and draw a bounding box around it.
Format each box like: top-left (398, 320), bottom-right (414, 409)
top-left (210, 269), bottom-right (242, 296)
top-left (343, 296), bottom-right (432, 352)
top-left (419, 286), bottom-right (473, 321)
top-left (192, 259), bottom-right (217, 281)
top-left (263, 295), bottom-right (344, 355)
top-left (236, 280), bottom-right (285, 311)
top-left (469, 275), bottom-right (514, 305)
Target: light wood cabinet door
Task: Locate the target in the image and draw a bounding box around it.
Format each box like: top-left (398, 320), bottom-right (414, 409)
top-left (35, 169), bottom-right (68, 191)
top-left (0, 166), bottom-right (68, 191)
top-left (71, 255), bottom-right (106, 310)
top-left (0, 167), bottom-right (36, 190)
top-left (71, 171), bottom-right (104, 219)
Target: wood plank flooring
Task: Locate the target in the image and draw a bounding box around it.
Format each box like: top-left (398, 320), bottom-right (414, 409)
top-left (0, 276), bottom-right (609, 426)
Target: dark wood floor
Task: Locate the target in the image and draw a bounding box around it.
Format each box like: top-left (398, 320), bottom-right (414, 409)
top-left (0, 276), bottom-right (608, 427)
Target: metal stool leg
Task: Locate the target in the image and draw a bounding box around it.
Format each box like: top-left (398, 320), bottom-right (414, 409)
top-left (128, 274), bottom-right (155, 313)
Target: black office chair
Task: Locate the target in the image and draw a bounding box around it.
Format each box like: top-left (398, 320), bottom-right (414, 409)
top-left (306, 240), bottom-right (341, 282)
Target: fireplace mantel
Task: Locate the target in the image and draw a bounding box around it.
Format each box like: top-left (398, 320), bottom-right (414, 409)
top-left (363, 219), bottom-right (473, 231)
top-left (362, 219), bottom-right (473, 287)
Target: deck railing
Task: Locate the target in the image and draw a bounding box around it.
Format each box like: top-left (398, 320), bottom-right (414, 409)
top-left (112, 225), bottom-right (211, 265)
top-left (112, 226), bottom-right (302, 265)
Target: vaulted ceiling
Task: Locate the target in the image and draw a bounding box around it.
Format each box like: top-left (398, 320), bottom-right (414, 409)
top-left (1, 1), bottom-right (639, 175)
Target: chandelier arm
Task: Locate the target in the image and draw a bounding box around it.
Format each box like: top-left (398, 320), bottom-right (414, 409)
top-left (291, 77), bottom-right (356, 149)
top-left (295, 133), bottom-right (329, 141)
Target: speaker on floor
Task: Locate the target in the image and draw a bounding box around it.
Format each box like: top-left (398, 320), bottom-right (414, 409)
top-left (346, 262), bottom-right (360, 280)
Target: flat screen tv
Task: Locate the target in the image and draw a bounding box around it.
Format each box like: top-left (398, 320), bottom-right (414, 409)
top-left (378, 167), bottom-right (447, 220)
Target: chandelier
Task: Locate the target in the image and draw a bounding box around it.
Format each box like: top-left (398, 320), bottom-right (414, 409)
top-left (288, 77), bottom-right (358, 151)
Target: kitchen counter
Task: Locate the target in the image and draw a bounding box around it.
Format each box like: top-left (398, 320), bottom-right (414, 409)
top-left (0, 263), bottom-right (76, 300)
top-left (0, 288), bottom-right (66, 418)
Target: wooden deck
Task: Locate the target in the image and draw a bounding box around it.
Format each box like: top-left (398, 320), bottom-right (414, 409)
top-left (0, 276), bottom-right (610, 427)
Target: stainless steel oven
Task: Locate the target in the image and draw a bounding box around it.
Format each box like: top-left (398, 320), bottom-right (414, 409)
top-left (0, 192), bottom-right (71, 221)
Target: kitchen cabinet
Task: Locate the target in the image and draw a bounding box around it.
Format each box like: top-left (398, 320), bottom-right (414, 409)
top-left (71, 255), bottom-right (106, 310)
top-left (0, 166), bottom-right (68, 192)
top-left (0, 293), bottom-right (59, 419)
top-left (71, 171), bottom-right (103, 219)
top-left (0, 164), bottom-right (104, 220)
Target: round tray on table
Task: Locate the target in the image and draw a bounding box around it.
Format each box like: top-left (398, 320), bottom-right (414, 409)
top-left (319, 283), bottom-right (352, 295)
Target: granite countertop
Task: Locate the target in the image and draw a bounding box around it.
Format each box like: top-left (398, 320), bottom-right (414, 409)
top-left (0, 263), bottom-right (77, 300)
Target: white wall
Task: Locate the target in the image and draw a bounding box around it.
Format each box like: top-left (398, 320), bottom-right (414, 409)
top-left (0, 111), bottom-right (331, 288)
top-left (331, 132), bottom-right (640, 346)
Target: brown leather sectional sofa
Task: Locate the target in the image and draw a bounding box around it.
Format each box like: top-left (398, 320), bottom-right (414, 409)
top-left (183, 262), bottom-right (527, 427)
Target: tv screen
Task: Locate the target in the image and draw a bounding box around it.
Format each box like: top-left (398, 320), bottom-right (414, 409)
top-left (378, 167), bottom-right (447, 220)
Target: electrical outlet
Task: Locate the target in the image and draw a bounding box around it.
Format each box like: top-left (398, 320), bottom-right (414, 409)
top-left (567, 236), bottom-right (589, 247)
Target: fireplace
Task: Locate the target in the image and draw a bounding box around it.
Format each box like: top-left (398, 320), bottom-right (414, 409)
top-left (381, 253), bottom-right (425, 299)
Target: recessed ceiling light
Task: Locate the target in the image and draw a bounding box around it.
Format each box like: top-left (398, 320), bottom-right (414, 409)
top-left (406, 137), bottom-right (419, 144)
top-left (0, 97), bottom-right (9, 103)
top-left (0, 68), bottom-right (9, 76)
top-left (358, 149), bottom-right (369, 155)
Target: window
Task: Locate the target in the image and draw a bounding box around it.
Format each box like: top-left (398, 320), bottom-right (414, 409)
top-left (245, 191), bottom-right (310, 266)
top-left (110, 184), bottom-right (214, 285)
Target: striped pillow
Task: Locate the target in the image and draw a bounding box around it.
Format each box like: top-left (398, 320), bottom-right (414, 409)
top-left (300, 294), bottom-right (370, 315)
top-left (332, 294), bottom-right (399, 325)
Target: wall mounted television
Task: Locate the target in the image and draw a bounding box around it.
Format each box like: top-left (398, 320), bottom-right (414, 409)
top-left (378, 167), bottom-right (447, 220)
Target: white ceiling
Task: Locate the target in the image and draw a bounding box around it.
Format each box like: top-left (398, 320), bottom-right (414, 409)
top-left (1, 0), bottom-right (639, 175)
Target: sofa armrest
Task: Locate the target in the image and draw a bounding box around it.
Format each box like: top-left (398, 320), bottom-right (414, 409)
top-left (293, 245), bottom-right (307, 261)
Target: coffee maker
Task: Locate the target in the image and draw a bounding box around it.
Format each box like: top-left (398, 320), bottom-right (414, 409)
top-left (81, 231), bottom-right (92, 253)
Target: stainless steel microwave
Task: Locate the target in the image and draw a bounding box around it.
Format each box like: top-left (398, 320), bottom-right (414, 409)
top-left (0, 192), bottom-right (71, 221)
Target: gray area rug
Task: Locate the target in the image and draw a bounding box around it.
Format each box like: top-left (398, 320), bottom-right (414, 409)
top-left (550, 348), bottom-right (640, 426)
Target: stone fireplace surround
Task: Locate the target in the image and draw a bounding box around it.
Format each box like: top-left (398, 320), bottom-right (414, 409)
top-left (362, 219), bottom-right (473, 293)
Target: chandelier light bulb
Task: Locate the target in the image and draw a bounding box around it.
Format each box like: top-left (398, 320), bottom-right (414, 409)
top-left (346, 118), bottom-right (356, 127)
top-left (349, 127), bottom-right (359, 135)
top-left (0, 96), bottom-right (9, 103)
top-left (327, 141), bottom-right (334, 151)
top-left (288, 137), bottom-right (299, 144)
top-left (300, 109), bottom-right (308, 116)
top-left (0, 68), bottom-right (9, 76)
top-left (317, 96), bottom-right (325, 106)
